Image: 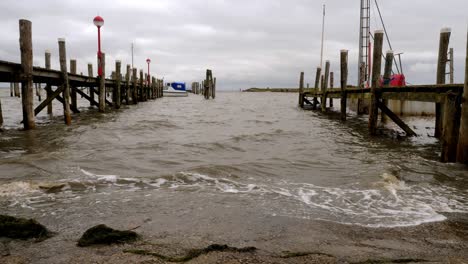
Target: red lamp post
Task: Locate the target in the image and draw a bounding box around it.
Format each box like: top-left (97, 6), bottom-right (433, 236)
top-left (146, 58), bottom-right (151, 85)
top-left (93, 16), bottom-right (104, 76)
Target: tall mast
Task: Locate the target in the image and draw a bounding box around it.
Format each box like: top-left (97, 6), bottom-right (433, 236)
top-left (320, 4), bottom-right (326, 69)
top-left (358, 0), bottom-right (371, 87)
top-left (131, 42), bottom-right (134, 69)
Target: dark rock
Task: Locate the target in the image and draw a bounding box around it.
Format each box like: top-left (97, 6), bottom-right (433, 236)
top-left (77, 224), bottom-right (139, 247)
top-left (0, 215), bottom-right (51, 241)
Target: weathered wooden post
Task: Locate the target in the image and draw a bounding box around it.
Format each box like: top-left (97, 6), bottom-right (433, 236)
top-left (45, 50), bottom-right (53, 114)
top-left (114, 60), bottom-right (121, 109)
top-left (457, 30), bottom-right (468, 164)
top-left (139, 70), bottom-right (144, 102)
top-left (449, 48), bottom-right (454, 84)
top-left (0, 97), bottom-right (3, 127)
top-left (132, 68), bottom-right (138, 104)
top-left (14, 83), bottom-right (20, 98)
top-left (435, 28), bottom-right (451, 138)
top-left (10, 83), bottom-right (13, 97)
top-left (98, 53), bottom-right (106, 112)
top-left (340, 50), bottom-right (348, 121)
top-left (213, 77), bottom-right (216, 99)
top-left (70, 59), bottom-right (77, 109)
top-left (368, 30), bottom-right (384, 135)
top-left (19, 19), bottom-right (35, 130)
top-left (35, 83), bottom-right (41, 101)
top-left (125, 65), bottom-right (131, 104)
top-left (322, 61), bottom-right (330, 112)
top-left (87, 63), bottom-right (94, 107)
top-left (313, 67), bottom-right (321, 110)
top-left (329, 72), bottom-right (334, 107)
top-left (58, 38), bottom-right (72, 125)
top-left (441, 91), bottom-right (461, 162)
top-left (298, 72), bottom-right (304, 108)
top-left (381, 50), bottom-right (394, 124)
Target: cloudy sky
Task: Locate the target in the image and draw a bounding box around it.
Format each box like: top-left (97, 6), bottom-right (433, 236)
top-left (0, 0), bottom-right (467, 90)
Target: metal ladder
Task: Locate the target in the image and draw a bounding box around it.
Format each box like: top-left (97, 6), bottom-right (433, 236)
top-left (358, 0), bottom-right (371, 88)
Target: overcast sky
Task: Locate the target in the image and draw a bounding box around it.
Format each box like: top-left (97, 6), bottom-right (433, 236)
top-left (0, 0), bottom-right (467, 90)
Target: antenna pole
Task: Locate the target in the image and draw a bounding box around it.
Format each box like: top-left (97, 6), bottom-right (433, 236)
top-left (131, 42), bottom-right (134, 69)
top-left (320, 4), bottom-right (326, 69)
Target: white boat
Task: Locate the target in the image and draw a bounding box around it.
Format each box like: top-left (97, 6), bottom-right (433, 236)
top-left (163, 82), bottom-right (188, 97)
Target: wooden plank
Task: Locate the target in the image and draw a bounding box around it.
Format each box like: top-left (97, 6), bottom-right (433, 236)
top-left (34, 86), bottom-right (64, 115)
top-left (378, 101), bottom-right (417, 137)
top-left (74, 87), bottom-right (99, 108)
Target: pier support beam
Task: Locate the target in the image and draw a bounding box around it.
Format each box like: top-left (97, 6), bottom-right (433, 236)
top-left (368, 30), bottom-right (384, 135)
top-left (45, 51), bottom-right (53, 115)
top-left (329, 72), bottom-right (334, 108)
top-left (114, 60), bottom-right (121, 109)
top-left (313, 67), bottom-right (321, 110)
top-left (125, 65), bottom-right (131, 104)
top-left (381, 50), bottom-right (394, 124)
top-left (70, 59), bottom-right (78, 110)
top-left (322, 61), bottom-right (330, 112)
top-left (132, 68), bottom-right (138, 104)
top-left (139, 70), bottom-right (144, 102)
top-left (340, 50), bottom-right (348, 121)
top-left (441, 91), bottom-right (461, 162)
top-left (457, 30), bottom-right (468, 164)
top-left (98, 53), bottom-right (106, 112)
top-left (87, 63), bottom-right (94, 108)
top-left (58, 38), bottom-right (71, 125)
top-left (19, 19), bottom-right (35, 130)
top-left (435, 28), bottom-right (451, 138)
top-left (298, 72), bottom-right (304, 108)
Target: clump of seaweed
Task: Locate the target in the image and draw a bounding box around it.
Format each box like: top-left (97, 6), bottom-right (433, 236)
top-left (124, 244), bottom-right (257, 262)
top-left (0, 215), bottom-right (51, 241)
top-left (77, 224), bottom-right (139, 247)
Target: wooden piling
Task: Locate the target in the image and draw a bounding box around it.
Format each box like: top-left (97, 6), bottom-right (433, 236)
top-left (58, 38), bottom-right (71, 125)
top-left (381, 50), bottom-right (394, 124)
top-left (340, 50), bottom-right (348, 121)
top-left (299, 72), bottom-right (304, 108)
top-left (45, 50), bottom-right (53, 114)
top-left (0, 96), bottom-right (3, 127)
top-left (14, 83), bottom-right (20, 98)
top-left (139, 70), bottom-right (144, 101)
top-left (299, 72), bottom-right (304, 107)
top-left (435, 28), bottom-right (451, 138)
top-left (98, 53), bottom-right (106, 112)
top-left (368, 30), bottom-right (384, 135)
top-left (329, 72), bottom-right (334, 107)
top-left (125, 65), bottom-right (131, 104)
top-left (213, 77), bottom-right (216, 99)
top-left (322, 61), bottom-right (330, 112)
top-left (441, 91), bottom-right (461, 162)
top-left (88, 63), bottom-right (94, 107)
top-left (114, 60), bottom-right (121, 109)
top-left (457, 30), bottom-right (468, 164)
top-left (132, 68), bottom-right (138, 104)
top-left (19, 19), bottom-right (35, 130)
top-left (449, 48), bottom-right (454, 84)
top-left (70, 59), bottom-right (77, 109)
top-left (313, 67), bottom-right (321, 110)
top-left (10, 83), bottom-right (13, 97)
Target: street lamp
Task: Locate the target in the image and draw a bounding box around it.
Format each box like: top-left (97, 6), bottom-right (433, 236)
top-left (146, 58), bottom-right (151, 85)
top-left (93, 16), bottom-right (104, 76)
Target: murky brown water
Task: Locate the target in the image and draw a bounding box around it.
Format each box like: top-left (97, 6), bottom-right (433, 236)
top-left (0, 89), bottom-right (467, 262)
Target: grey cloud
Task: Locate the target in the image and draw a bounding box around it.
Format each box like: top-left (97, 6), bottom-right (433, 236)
top-left (1, 0), bottom-right (467, 89)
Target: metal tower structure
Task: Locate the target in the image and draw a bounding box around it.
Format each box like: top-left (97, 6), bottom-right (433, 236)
top-left (358, 0), bottom-right (371, 88)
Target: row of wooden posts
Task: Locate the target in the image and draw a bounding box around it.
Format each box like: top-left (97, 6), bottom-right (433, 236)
top-left (298, 28), bottom-right (468, 164)
top-left (191, 69), bottom-right (216, 99)
top-left (0, 20), bottom-right (164, 130)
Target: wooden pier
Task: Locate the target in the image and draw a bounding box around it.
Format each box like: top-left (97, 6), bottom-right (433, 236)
top-left (298, 29), bottom-right (468, 164)
top-left (0, 19), bottom-right (164, 130)
top-left (190, 69), bottom-right (216, 99)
